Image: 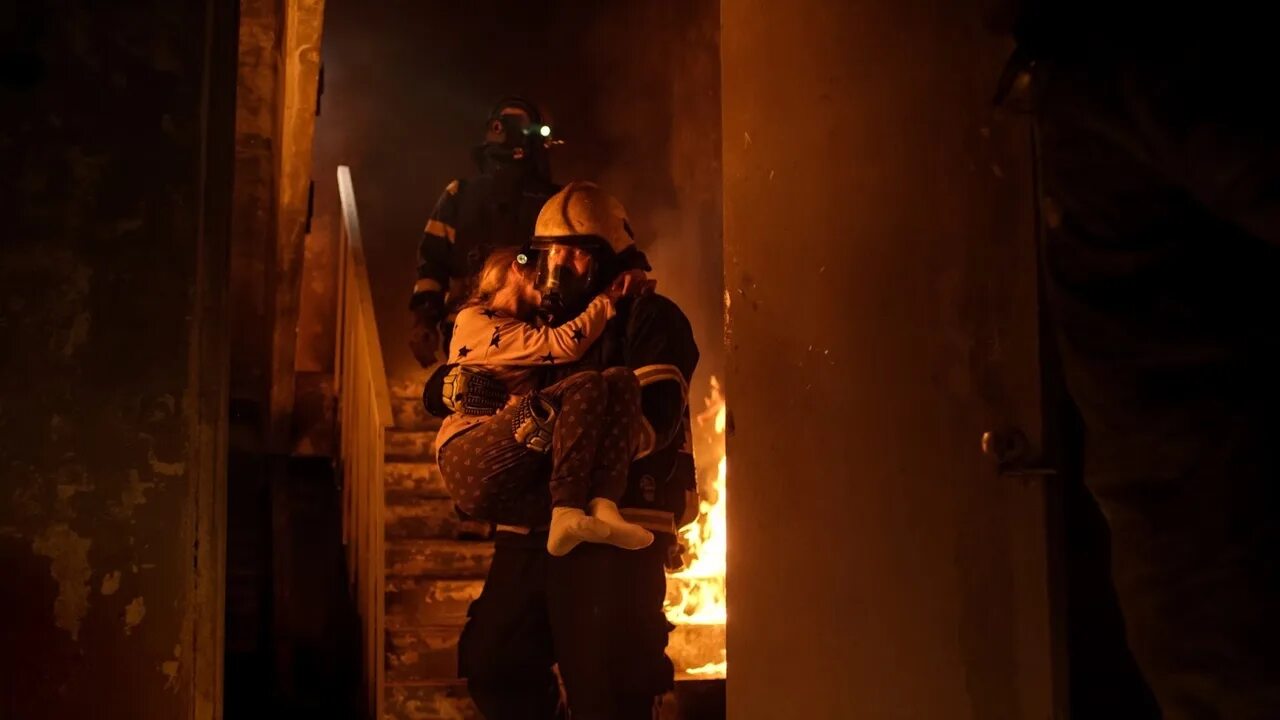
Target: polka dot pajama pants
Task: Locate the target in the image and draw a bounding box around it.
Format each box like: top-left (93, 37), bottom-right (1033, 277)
top-left (439, 368), bottom-right (642, 528)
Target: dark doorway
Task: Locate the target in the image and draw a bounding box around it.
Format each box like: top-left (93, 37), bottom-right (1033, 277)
top-left (234, 0), bottom-right (728, 717)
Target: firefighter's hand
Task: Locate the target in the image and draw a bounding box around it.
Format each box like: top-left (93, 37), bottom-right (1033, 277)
top-left (409, 310), bottom-right (441, 367)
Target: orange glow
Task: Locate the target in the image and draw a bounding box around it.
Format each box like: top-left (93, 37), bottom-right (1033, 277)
top-left (665, 376), bottom-right (727, 677)
top-left (684, 661), bottom-right (728, 677)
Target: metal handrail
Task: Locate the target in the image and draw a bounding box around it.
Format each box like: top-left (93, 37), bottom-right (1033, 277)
top-left (334, 165), bottom-right (393, 720)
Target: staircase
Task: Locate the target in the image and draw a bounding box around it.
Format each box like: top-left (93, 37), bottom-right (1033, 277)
top-left (333, 165), bottom-right (493, 719)
top-left (334, 166), bottom-right (724, 719)
top-left (381, 388), bottom-right (493, 720)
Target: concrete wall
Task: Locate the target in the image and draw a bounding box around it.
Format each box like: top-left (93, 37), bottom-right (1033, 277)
top-left (721, 1), bottom-right (1055, 717)
top-left (0, 2), bottom-right (235, 718)
top-left (308, 0), bottom-right (723, 409)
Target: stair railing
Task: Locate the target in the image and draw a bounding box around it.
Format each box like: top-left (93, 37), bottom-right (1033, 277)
top-left (334, 165), bottom-right (393, 720)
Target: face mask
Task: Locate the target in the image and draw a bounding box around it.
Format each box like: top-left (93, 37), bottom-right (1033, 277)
top-left (478, 112), bottom-right (543, 165)
top-left (534, 245), bottom-right (599, 325)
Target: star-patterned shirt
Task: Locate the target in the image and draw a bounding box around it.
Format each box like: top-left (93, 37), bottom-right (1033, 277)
top-left (437, 295), bottom-right (616, 451)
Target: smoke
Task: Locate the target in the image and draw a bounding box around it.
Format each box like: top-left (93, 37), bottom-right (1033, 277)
top-left (312, 0), bottom-right (724, 404)
top-left (580, 1), bottom-right (726, 423)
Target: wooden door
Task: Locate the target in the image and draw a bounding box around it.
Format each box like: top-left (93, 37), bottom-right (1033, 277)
top-left (721, 2), bottom-right (1063, 717)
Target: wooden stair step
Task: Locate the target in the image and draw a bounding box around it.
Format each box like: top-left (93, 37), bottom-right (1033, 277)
top-left (384, 680), bottom-right (481, 720)
top-left (385, 461), bottom-right (449, 502)
top-left (386, 430), bottom-right (439, 461)
top-left (392, 394), bottom-right (442, 432)
top-left (390, 375), bottom-right (433, 401)
top-left (386, 626), bottom-right (462, 682)
top-left (386, 499), bottom-right (460, 540)
top-left (382, 675), bottom-right (724, 720)
top-left (386, 539), bottom-right (494, 579)
top-left (386, 578), bottom-right (484, 630)
top-left (664, 679), bottom-right (727, 719)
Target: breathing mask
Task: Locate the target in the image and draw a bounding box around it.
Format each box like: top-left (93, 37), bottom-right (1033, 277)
top-left (476, 100), bottom-right (555, 171)
top-left (527, 241), bottom-right (607, 325)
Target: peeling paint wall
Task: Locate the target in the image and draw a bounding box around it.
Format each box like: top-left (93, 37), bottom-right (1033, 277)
top-left (0, 2), bottom-right (235, 718)
top-left (228, 0), bottom-right (283, 427)
top-left (228, 0), bottom-right (326, 454)
top-left (267, 0), bottom-right (326, 451)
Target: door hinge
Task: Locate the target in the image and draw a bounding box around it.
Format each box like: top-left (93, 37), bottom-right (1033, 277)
top-left (304, 179), bottom-right (315, 234)
top-left (315, 63), bottom-right (325, 116)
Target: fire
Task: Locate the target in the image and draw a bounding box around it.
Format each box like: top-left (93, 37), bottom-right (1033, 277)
top-left (669, 454), bottom-right (726, 624)
top-left (684, 661), bottom-right (727, 677)
top-left (665, 376), bottom-right (728, 677)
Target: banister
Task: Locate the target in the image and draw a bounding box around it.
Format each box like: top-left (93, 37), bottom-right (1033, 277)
top-left (336, 165), bottom-right (394, 426)
top-left (334, 164), bottom-right (392, 720)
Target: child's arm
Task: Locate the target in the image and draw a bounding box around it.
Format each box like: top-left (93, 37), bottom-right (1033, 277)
top-left (448, 295), bottom-right (615, 366)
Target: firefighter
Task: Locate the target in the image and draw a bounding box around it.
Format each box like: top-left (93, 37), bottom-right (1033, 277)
top-left (997, 5), bottom-right (1280, 717)
top-left (409, 97), bottom-right (561, 366)
top-left (448, 182), bottom-right (700, 719)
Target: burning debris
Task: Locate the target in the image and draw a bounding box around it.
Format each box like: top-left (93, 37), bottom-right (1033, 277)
top-left (665, 376), bottom-right (728, 678)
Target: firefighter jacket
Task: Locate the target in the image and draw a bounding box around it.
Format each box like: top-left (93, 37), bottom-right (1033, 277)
top-left (411, 172), bottom-right (560, 319)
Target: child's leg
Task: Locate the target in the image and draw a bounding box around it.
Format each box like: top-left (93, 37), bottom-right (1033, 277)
top-left (539, 370), bottom-right (607, 509)
top-left (438, 410), bottom-right (551, 526)
top-left (472, 369), bottom-right (652, 555)
top-left (536, 371), bottom-right (618, 555)
top-left (439, 397), bottom-right (609, 557)
top-left (586, 367), bottom-right (654, 550)
top-left (590, 367), bottom-right (643, 498)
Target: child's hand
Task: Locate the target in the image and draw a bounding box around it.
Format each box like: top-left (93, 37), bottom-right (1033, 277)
top-left (607, 269), bottom-right (655, 301)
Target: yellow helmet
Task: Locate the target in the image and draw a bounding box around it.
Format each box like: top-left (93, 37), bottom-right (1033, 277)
top-left (532, 181), bottom-right (636, 255)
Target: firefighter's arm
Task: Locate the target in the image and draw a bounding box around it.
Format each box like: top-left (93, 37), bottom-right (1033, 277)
top-left (410, 180), bottom-right (462, 319)
top-left (625, 295), bottom-right (699, 458)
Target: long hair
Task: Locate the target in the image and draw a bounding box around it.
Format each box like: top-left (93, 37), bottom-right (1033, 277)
top-left (466, 246), bottom-right (532, 310)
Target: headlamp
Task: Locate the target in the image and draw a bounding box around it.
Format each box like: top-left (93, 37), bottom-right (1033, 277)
top-left (525, 124), bottom-right (553, 140)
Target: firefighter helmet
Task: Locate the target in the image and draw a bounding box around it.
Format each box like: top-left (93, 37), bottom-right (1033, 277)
top-left (527, 182), bottom-right (639, 323)
top-left (531, 181), bottom-right (636, 255)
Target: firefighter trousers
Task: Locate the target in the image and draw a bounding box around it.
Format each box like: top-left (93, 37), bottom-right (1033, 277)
top-left (458, 530), bottom-right (675, 720)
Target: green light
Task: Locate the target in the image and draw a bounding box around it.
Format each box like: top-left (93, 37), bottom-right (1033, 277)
top-left (539, 125), bottom-right (552, 138)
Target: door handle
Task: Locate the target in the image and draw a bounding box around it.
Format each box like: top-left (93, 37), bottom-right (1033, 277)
top-left (981, 429), bottom-right (1057, 480)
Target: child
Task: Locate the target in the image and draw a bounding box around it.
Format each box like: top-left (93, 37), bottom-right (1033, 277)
top-left (435, 247), bottom-right (654, 556)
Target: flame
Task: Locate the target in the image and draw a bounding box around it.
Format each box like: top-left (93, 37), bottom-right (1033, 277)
top-left (665, 376), bottom-right (728, 677)
top-left (684, 661), bottom-right (727, 677)
top-left (669, 454), bottom-right (726, 624)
